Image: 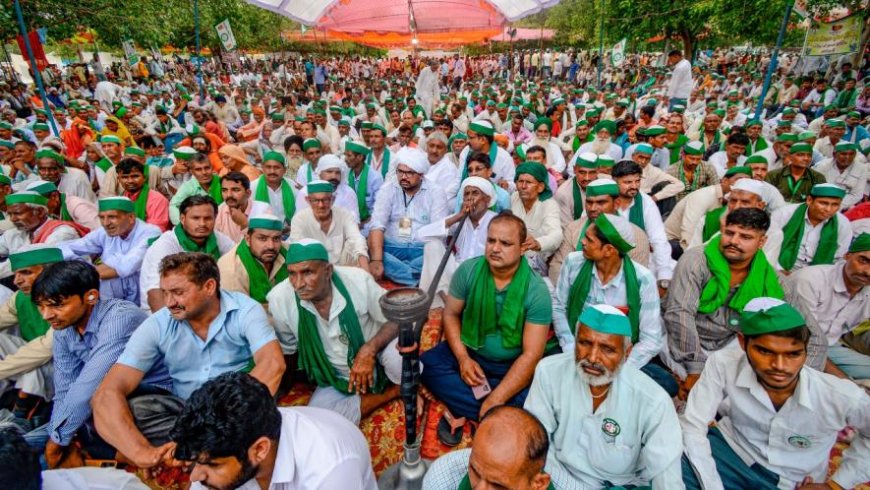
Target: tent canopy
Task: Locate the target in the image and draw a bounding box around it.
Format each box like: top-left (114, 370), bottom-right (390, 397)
top-left (248, 0), bottom-right (558, 47)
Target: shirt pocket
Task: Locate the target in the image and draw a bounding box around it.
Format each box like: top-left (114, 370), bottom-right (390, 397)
top-left (587, 435), bottom-right (640, 477)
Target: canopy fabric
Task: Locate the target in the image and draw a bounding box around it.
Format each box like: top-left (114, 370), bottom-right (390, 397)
top-left (249, 0), bottom-right (558, 47)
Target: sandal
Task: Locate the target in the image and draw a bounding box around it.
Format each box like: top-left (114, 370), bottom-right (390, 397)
top-left (437, 414), bottom-right (465, 446)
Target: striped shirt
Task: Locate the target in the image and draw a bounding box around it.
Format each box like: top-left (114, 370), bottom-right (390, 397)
top-left (49, 299), bottom-right (171, 445)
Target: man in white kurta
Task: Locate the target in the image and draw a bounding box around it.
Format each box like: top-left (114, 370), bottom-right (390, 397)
top-left (511, 163), bottom-right (563, 281)
top-left (289, 181), bottom-right (369, 267)
top-left (525, 305), bottom-right (684, 489)
top-left (415, 59), bottom-right (441, 116)
top-left (814, 142), bottom-right (868, 211)
top-left (267, 240), bottom-right (402, 425)
top-left (681, 298), bottom-right (869, 490)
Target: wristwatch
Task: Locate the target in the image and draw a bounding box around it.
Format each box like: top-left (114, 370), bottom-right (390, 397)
top-left (657, 279), bottom-right (670, 289)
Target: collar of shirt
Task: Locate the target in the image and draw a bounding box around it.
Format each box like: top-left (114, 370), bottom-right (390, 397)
top-left (178, 291), bottom-right (242, 347)
top-left (299, 278), bottom-right (347, 323)
top-left (734, 355), bottom-right (814, 411)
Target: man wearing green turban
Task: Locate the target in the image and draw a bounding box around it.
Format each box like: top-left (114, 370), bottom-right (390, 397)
top-left (511, 163), bottom-right (562, 278)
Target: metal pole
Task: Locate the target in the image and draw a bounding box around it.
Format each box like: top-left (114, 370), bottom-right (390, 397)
top-left (194, 0), bottom-right (204, 102)
top-left (12, 0), bottom-right (58, 136)
top-left (597, 0), bottom-right (604, 89)
top-left (794, 22), bottom-right (811, 75)
top-left (1, 42), bottom-right (19, 83)
top-left (753, 1), bottom-right (793, 121)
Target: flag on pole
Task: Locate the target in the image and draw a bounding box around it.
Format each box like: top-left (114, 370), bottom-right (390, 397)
top-left (300, 23), bottom-right (307, 34)
top-left (215, 19), bottom-right (237, 51)
top-left (611, 38), bottom-right (627, 67)
top-left (122, 40), bottom-right (139, 65)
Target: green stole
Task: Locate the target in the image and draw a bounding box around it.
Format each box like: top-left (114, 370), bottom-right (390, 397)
top-left (702, 207), bottom-right (727, 243)
top-left (698, 236), bottom-right (784, 314)
top-left (296, 272), bottom-right (386, 394)
top-left (678, 163), bottom-right (700, 194)
top-left (15, 292), bottom-right (50, 342)
top-left (626, 194), bottom-right (645, 231)
top-left (348, 165), bottom-right (371, 221)
top-left (174, 224), bottom-right (220, 259)
top-left (835, 88), bottom-right (856, 109)
top-left (745, 137), bottom-right (768, 156)
top-left (131, 186), bottom-right (150, 221)
top-left (666, 134), bottom-right (689, 164)
top-left (778, 203), bottom-right (838, 271)
top-left (571, 179), bottom-right (584, 220)
top-left (366, 148), bottom-right (391, 179)
top-left (200, 175), bottom-right (223, 205)
top-left (575, 219), bottom-right (593, 251)
top-left (95, 157), bottom-right (113, 173)
top-left (461, 143), bottom-right (498, 182)
top-left (566, 257), bottom-right (641, 343)
top-left (58, 193), bottom-right (73, 222)
top-left (254, 177), bottom-right (295, 223)
top-left (460, 256), bottom-right (532, 350)
top-left (306, 163), bottom-right (313, 182)
top-left (236, 240), bottom-right (288, 303)
top-left (458, 474), bottom-right (554, 490)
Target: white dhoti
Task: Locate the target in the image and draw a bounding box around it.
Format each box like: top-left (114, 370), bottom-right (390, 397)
top-left (0, 333), bottom-right (53, 400)
top-left (308, 338), bottom-right (404, 425)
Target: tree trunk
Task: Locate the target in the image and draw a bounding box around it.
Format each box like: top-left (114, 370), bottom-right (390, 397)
top-left (681, 29), bottom-right (695, 59)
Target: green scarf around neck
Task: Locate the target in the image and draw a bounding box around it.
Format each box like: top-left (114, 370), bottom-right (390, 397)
top-left (458, 474), bottom-right (554, 490)
top-left (626, 193), bottom-right (645, 231)
top-left (778, 203), bottom-right (838, 271)
top-left (367, 147), bottom-right (391, 179)
top-left (461, 143), bottom-right (498, 182)
top-left (132, 185), bottom-right (149, 222)
top-left (296, 272), bottom-right (386, 394)
top-left (702, 206), bottom-right (727, 243)
top-left (254, 176), bottom-right (295, 223)
top-left (174, 224), bottom-right (220, 259)
top-left (698, 236), bottom-right (784, 314)
top-left (348, 165), bottom-right (371, 221)
top-left (460, 256), bottom-right (532, 350)
top-left (15, 292), bottom-right (50, 342)
top-left (200, 174), bottom-right (223, 205)
top-left (236, 240), bottom-right (287, 303)
top-left (58, 193), bottom-right (73, 222)
top-left (571, 179), bottom-right (584, 220)
top-left (566, 257), bottom-right (641, 343)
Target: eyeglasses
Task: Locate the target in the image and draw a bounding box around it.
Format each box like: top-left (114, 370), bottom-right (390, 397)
top-left (396, 168), bottom-right (419, 177)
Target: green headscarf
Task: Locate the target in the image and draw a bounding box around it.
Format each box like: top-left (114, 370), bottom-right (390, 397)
top-left (514, 162), bottom-right (552, 201)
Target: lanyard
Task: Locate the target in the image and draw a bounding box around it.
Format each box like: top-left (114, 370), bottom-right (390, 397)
top-left (786, 174), bottom-right (803, 198)
top-left (402, 190), bottom-right (418, 210)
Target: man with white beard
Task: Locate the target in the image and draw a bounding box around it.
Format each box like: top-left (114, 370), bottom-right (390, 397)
top-left (528, 117), bottom-right (567, 175)
top-left (524, 304), bottom-right (684, 488)
top-left (574, 120), bottom-right (623, 163)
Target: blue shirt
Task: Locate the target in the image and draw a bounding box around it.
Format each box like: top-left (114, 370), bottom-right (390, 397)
top-left (50, 299), bottom-right (171, 445)
top-left (117, 290), bottom-right (277, 400)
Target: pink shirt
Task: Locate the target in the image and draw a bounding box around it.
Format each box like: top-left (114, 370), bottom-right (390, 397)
top-left (125, 188), bottom-right (170, 232)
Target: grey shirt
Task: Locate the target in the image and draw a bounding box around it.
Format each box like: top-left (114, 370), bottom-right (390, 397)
top-left (663, 245), bottom-right (827, 375)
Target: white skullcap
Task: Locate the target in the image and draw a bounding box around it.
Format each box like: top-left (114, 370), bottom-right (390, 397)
top-left (314, 154), bottom-right (345, 175)
top-left (396, 147), bottom-right (429, 175)
top-left (731, 178), bottom-right (765, 200)
top-left (459, 176), bottom-right (495, 207)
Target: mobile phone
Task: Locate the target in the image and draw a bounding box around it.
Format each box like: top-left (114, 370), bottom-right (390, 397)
top-left (471, 380), bottom-right (492, 400)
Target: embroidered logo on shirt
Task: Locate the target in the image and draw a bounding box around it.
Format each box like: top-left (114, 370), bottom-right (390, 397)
top-left (601, 418), bottom-right (621, 437)
top-left (787, 435), bottom-right (811, 449)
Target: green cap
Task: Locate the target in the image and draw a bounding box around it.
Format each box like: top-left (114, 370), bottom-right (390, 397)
top-left (370, 124), bottom-right (387, 136)
top-left (0, 140), bottom-right (14, 149)
top-left (585, 178), bottom-right (619, 197)
top-left (124, 147), bottom-right (146, 158)
top-left (575, 152), bottom-right (598, 169)
top-left (797, 131), bottom-right (817, 142)
top-left (468, 121), bottom-right (495, 137)
top-left (593, 120), bottom-right (616, 134)
top-left (286, 238), bottom-right (329, 264)
top-left (579, 304), bottom-right (632, 337)
top-left (6, 192), bottom-right (48, 207)
top-left (100, 135), bottom-right (123, 146)
top-left (789, 142), bottom-right (812, 154)
top-left (248, 214), bottom-right (284, 231)
top-left (9, 246), bottom-right (64, 272)
top-left (809, 183), bottom-right (846, 199)
top-left (173, 146), bottom-right (197, 161)
top-left (597, 155), bottom-right (615, 168)
top-left (834, 142), bottom-right (859, 153)
top-left (26, 180), bottom-right (57, 195)
top-left (307, 180), bottom-right (334, 195)
top-left (263, 151), bottom-right (286, 165)
top-left (345, 141), bottom-right (370, 156)
top-left (32, 123), bottom-right (50, 132)
top-left (643, 125), bottom-right (666, 136)
top-left (745, 155), bottom-right (769, 166)
top-left (740, 298), bottom-right (806, 336)
top-left (724, 166), bottom-right (752, 178)
top-left (0, 175), bottom-right (11, 186)
top-left (594, 213), bottom-right (635, 254)
top-left (776, 133), bottom-right (798, 143)
top-left (36, 149), bottom-right (64, 164)
top-left (98, 196), bottom-right (135, 213)
top-left (302, 138), bottom-right (321, 151)
top-left (824, 118), bottom-right (845, 128)
top-left (849, 233), bottom-right (870, 253)
top-left (683, 141), bottom-right (704, 156)
top-left (634, 143), bottom-right (654, 155)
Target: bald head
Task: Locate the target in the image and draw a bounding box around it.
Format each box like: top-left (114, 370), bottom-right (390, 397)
top-left (467, 406), bottom-right (551, 490)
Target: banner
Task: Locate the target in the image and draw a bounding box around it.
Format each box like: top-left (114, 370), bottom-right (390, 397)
top-left (611, 38), bottom-right (627, 67)
top-left (215, 19), bottom-right (237, 51)
top-left (804, 14), bottom-right (862, 56)
top-left (122, 40), bottom-right (139, 65)
top-left (16, 30), bottom-right (49, 71)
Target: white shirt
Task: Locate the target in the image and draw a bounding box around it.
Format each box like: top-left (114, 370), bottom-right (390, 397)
top-left (295, 183), bottom-right (360, 223)
top-left (250, 176), bottom-right (298, 221)
top-left (457, 146), bottom-right (516, 189)
top-left (192, 407), bottom-right (377, 490)
top-left (667, 59), bottom-right (693, 99)
top-left (787, 262), bottom-right (870, 345)
top-left (681, 348), bottom-right (869, 490)
top-left (138, 229), bottom-right (235, 308)
top-left (616, 193), bottom-right (675, 281)
top-left (0, 221), bottom-right (80, 279)
top-left (425, 157), bottom-right (460, 209)
top-left (708, 151), bottom-right (747, 178)
top-left (43, 467), bottom-right (150, 490)
top-left (770, 204), bottom-right (853, 272)
top-left (369, 180), bottom-right (448, 243)
top-left (814, 158), bottom-right (868, 211)
top-left (418, 210), bottom-right (496, 264)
